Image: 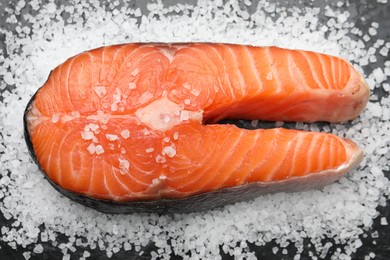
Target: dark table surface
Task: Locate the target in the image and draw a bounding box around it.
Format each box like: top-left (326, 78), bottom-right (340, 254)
top-left (1, 0), bottom-right (389, 259)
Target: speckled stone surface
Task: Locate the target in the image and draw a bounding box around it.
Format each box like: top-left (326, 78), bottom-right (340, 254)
top-left (0, 0), bottom-right (389, 259)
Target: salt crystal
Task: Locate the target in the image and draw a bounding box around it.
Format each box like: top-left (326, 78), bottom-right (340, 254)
top-left (95, 145), bottom-right (104, 155)
top-left (379, 46), bottom-right (389, 57)
top-left (120, 130), bottom-right (130, 139)
top-left (131, 68), bottom-right (139, 76)
top-left (380, 217), bottom-right (388, 225)
top-left (94, 86), bottom-right (107, 98)
top-left (33, 244), bottom-right (43, 254)
top-left (51, 113), bottom-right (60, 123)
top-left (173, 132), bottom-right (179, 140)
top-left (111, 103), bottom-right (118, 111)
top-left (146, 148), bottom-right (154, 153)
top-left (184, 99), bottom-right (191, 105)
top-left (128, 82), bottom-right (137, 89)
top-left (163, 145), bottom-right (176, 158)
top-left (87, 143), bottom-right (96, 154)
top-left (383, 83), bottom-right (390, 92)
top-left (81, 131), bottom-right (94, 140)
top-left (355, 239), bottom-right (363, 248)
top-left (371, 22), bottom-right (379, 28)
top-left (23, 252), bottom-right (31, 260)
top-left (155, 155), bottom-right (166, 163)
top-left (118, 158), bottom-right (130, 174)
top-left (368, 27), bottom-right (377, 36)
top-left (251, 120), bottom-right (259, 128)
top-left (124, 242), bottom-right (132, 251)
top-left (106, 134), bottom-right (118, 141)
top-left (88, 123), bottom-right (99, 132)
top-left (134, 8), bottom-right (142, 17)
top-left (372, 68), bottom-right (385, 84)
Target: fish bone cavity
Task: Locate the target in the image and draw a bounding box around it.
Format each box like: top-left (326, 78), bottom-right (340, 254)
top-left (135, 98), bottom-right (203, 131)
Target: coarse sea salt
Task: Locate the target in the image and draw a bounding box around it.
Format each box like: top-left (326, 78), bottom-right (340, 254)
top-left (94, 86), bottom-right (107, 98)
top-left (95, 145), bottom-right (104, 155)
top-left (51, 113), bottom-right (60, 123)
top-left (162, 145), bottom-right (176, 158)
top-left (81, 131), bottom-right (94, 140)
top-left (0, 0), bottom-right (389, 260)
top-left (128, 82), bottom-right (137, 89)
top-left (106, 134), bottom-right (118, 141)
top-left (145, 147), bottom-right (154, 153)
top-left (87, 143), bottom-right (96, 154)
top-left (118, 158), bottom-right (130, 174)
top-left (120, 129), bottom-right (130, 139)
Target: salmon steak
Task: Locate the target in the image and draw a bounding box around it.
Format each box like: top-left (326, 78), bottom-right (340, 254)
top-left (24, 43), bottom-right (369, 213)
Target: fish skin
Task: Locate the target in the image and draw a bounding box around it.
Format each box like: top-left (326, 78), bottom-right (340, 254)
top-left (24, 43), bottom-right (368, 211)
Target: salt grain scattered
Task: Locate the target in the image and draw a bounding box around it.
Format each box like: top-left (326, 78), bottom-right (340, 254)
top-left (368, 27), bottom-right (377, 36)
top-left (131, 68), bottom-right (139, 76)
top-left (128, 82), bottom-right (137, 89)
top-left (51, 113), bottom-right (60, 123)
top-left (251, 120), bottom-right (259, 128)
top-left (163, 145), bottom-right (176, 158)
top-left (87, 143), bottom-right (96, 154)
top-left (33, 244), bottom-right (43, 254)
top-left (23, 252), bottom-right (31, 260)
top-left (94, 86), bottom-right (107, 98)
top-left (118, 158), bottom-right (130, 174)
top-left (155, 155), bottom-right (166, 163)
top-left (146, 148), bottom-right (154, 153)
top-left (111, 103), bottom-right (118, 112)
top-left (120, 130), bottom-right (130, 139)
top-left (81, 131), bottom-right (94, 140)
top-left (106, 134), bottom-right (118, 141)
top-left (95, 145), bottom-right (104, 155)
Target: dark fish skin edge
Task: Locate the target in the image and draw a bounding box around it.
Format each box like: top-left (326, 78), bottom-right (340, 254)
top-left (23, 82), bottom-right (344, 214)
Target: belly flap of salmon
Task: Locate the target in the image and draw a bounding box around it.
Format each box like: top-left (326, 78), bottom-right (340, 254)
top-left (24, 43), bottom-right (368, 213)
